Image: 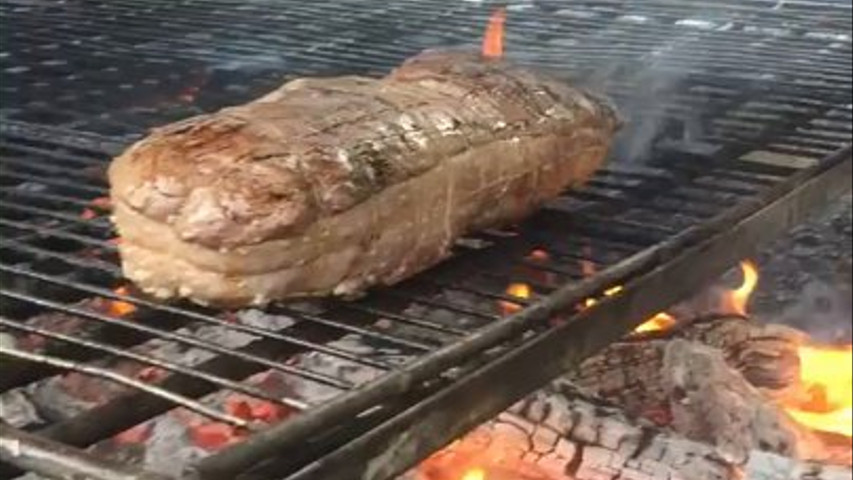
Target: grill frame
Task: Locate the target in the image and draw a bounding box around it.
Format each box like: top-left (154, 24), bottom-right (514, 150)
top-left (1, 0), bottom-right (852, 479)
top-left (279, 145), bottom-right (853, 480)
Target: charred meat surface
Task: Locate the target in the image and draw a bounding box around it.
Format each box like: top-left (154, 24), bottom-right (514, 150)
top-left (109, 50), bottom-right (620, 306)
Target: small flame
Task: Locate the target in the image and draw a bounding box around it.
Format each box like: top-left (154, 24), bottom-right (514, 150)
top-left (481, 8), bottom-right (506, 59)
top-left (726, 260), bottom-right (759, 315)
top-left (500, 282), bottom-right (531, 315)
top-left (580, 285), bottom-right (622, 310)
top-left (108, 286), bottom-right (137, 317)
top-left (635, 312), bottom-right (677, 333)
top-left (783, 344), bottom-right (852, 437)
top-left (604, 286), bottom-right (623, 297)
top-left (461, 468), bottom-right (486, 480)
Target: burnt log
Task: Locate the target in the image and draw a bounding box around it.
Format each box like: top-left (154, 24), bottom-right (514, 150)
top-left (571, 316), bottom-right (803, 412)
top-left (412, 317), bottom-right (851, 479)
top-left (413, 382), bottom-right (851, 480)
top-left (570, 317), bottom-right (847, 465)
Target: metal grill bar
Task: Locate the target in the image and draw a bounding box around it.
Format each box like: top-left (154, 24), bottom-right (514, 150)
top-left (289, 145), bottom-right (853, 480)
top-left (3, 1), bottom-right (850, 135)
top-left (1, 263), bottom-right (405, 370)
top-left (0, 287), bottom-right (357, 389)
top-left (0, 316), bottom-right (309, 411)
top-left (0, 421), bottom-right (169, 480)
top-left (0, 347), bottom-right (255, 429)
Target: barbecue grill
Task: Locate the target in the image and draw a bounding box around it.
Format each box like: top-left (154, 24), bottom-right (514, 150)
top-left (1, 0), bottom-right (851, 479)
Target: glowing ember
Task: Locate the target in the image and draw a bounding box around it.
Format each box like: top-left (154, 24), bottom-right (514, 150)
top-left (635, 312), bottom-right (677, 333)
top-left (108, 286), bottom-right (137, 317)
top-left (500, 282), bottom-right (531, 315)
top-left (604, 286), bottom-right (623, 297)
top-left (725, 260), bottom-right (759, 315)
top-left (189, 422), bottom-right (246, 451)
top-left (783, 344), bottom-right (853, 438)
top-left (461, 468), bottom-right (486, 480)
top-left (225, 394), bottom-right (291, 423)
top-left (80, 208), bottom-right (97, 220)
top-left (114, 423), bottom-right (153, 445)
top-left (481, 8), bottom-right (506, 59)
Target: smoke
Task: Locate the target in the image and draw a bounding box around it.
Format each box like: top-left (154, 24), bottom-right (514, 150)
top-left (759, 280), bottom-right (853, 345)
top-left (569, 31), bottom-right (716, 164)
top-left (515, 2), bottom-right (806, 163)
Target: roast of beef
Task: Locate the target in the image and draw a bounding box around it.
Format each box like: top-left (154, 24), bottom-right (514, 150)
top-left (108, 50), bottom-right (620, 307)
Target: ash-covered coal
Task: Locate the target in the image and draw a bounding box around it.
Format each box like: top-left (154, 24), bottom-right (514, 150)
top-left (288, 334), bottom-right (392, 405)
top-left (0, 389), bottom-right (43, 429)
top-left (752, 194), bottom-right (853, 343)
top-left (0, 308), bottom-right (296, 424)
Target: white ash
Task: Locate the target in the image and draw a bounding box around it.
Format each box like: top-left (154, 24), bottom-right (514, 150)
top-left (674, 18), bottom-right (721, 30)
top-left (289, 334), bottom-right (387, 406)
top-left (506, 1), bottom-right (534, 12)
top-left (385, 292), bottom-right (490, 345)
top-left (14, 316), bottom-right (281, 422)
top-left (753, 194), bottom-right (852, 343)
top-left (759, 281), bottom-right (852, 344)
top-left (235, 309), bottom-right (295, 331)
top-left (0, 389), bottom-right (43, 428)
top-left (141, 414), bottom-right (209, 478)
top-left (616, 14), bottom-right (651, 24)
top-left (11, 181), bottom-right (47, 193)
top-left (804, 32), bottom-right (851, 42)
top-left (743, 26), bottom-right (793, 37)
top-left (554, 8), bottom-right (600, 19)
top-left (746, 450), bottom-right (853, 480)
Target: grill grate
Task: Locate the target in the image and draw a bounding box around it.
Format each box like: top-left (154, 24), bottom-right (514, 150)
top-left (1, 0), bottom-right (851, 479)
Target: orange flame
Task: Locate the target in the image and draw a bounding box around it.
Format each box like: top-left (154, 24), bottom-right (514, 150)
top-left (634, 312), bottom-right (677, 334)
top-left (461, 468), bottom-right (486, 480)
top-left (500, 283), bottom-right (531, 315)
top-left (580, 285), bottom-right (622, 310)
top-left (783, 344), bottom-right (852, 437)
top-left (725, 260), bottom-right (759, 315)
top-left (108, 286), bottom-right (137, 317)
top-left (481, 8), bottom-right (506, 59)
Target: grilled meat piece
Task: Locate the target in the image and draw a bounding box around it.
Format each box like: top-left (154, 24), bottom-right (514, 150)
top-left (109, 50), bottom-right (620, 306)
